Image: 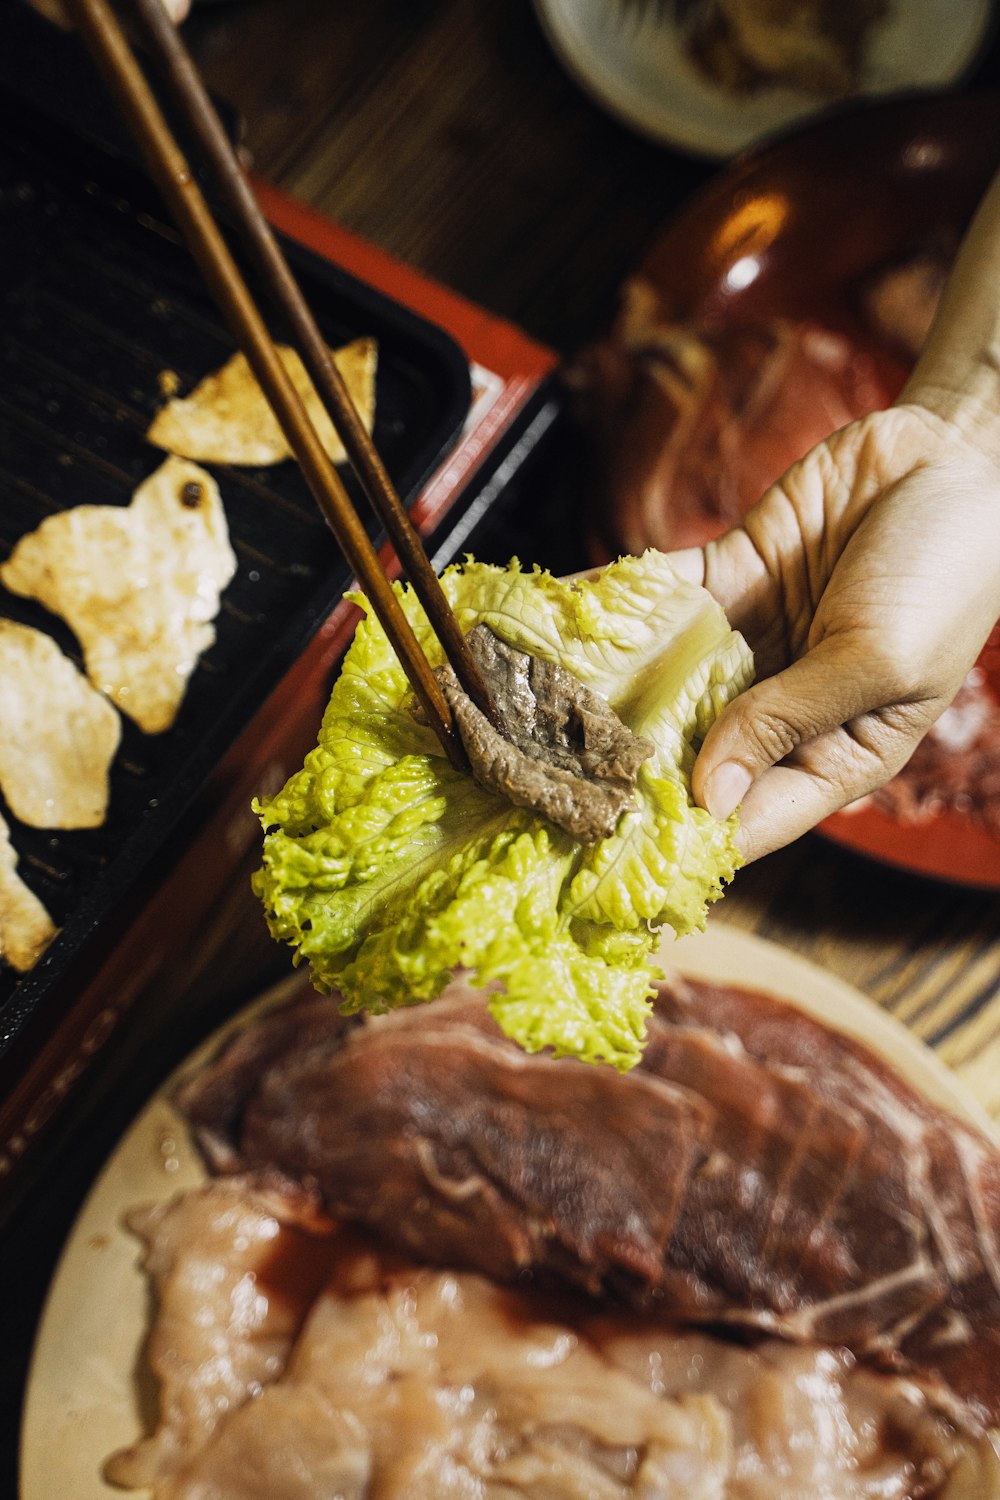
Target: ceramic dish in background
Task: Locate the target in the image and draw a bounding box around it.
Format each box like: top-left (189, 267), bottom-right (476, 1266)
top-left (532, 0), bottom-right (995, 157)
top-left (568, 90), bottom-right (1000, 888)
top-left (822, 787), bottom-right (1000, 890)
top-left (19, 922), bottom-right (1000, 1500)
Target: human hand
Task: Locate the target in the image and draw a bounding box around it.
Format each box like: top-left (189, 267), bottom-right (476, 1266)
top-left (673, 404), bottom-right (1000, 861)
top-left (26, 0), bottom-right (190, 23)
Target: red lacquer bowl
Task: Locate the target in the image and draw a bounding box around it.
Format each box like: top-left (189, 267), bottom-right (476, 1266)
top-left (576, 91), bottom-right (1000, 886)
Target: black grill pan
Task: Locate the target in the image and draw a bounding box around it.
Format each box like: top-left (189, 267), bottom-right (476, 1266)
top-left (0, 78), bottom-right (471, 1052)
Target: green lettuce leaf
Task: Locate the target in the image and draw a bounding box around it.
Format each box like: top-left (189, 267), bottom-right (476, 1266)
top-left (253, 552), bottom-right (753, 1070)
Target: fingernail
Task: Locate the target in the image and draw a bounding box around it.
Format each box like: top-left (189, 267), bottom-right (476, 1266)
top-left (704, 762), bottom-right (753, 821)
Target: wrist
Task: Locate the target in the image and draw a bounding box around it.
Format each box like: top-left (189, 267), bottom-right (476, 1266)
top-left (900, 358), bottom-right (1000, 473)
top-left (898, 168), bottom-right (1000, 469)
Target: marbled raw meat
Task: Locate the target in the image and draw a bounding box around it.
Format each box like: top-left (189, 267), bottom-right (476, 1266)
top-left (109, 1182), bottom-right (989, 1498)
top-left (180, 975), bottom-right (1000, 1427)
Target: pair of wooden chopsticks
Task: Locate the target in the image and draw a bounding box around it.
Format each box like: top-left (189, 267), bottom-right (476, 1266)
top-left (62, 0), bottom-right (499, 771)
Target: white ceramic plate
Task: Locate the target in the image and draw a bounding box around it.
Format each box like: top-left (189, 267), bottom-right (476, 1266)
top-left (532, 0), bottom-right (995, 157)
top-left (19, 925), bottom-right (1000, 1498)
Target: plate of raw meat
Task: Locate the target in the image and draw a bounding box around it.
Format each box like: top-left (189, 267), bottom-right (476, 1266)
top-left (20, 924), bottom-right (1000, 1498)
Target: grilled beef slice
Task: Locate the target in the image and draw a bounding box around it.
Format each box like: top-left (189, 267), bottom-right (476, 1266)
top-left (178, 976), bottom-right (1000, 1426)
top-left (431, 624), bottom-right (653, 843)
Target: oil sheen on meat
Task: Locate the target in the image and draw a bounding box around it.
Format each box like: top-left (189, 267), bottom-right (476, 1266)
top-left (180, 976), bottom-right (1000, 1430)
top-left (107, 1182), bottom-right (995, 1499)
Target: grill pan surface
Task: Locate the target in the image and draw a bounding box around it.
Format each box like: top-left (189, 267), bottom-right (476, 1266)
top-left (0, 82), bottom-right (471, 1052)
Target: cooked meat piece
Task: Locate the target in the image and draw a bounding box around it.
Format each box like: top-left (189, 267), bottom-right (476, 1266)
top-left (179, 976), bottom-right (1000, 1426)
top-left (570, 303), bottom-right (888, 556)
top-left (110, 1181), bottom-right (986, 1498)
top-left (432, 624), bottom-right (653, 842)
top-left (0, 811), bottom-right (56, 971)
top-left (0, 457), bottom-right (236, 734)
top-left (0, 618), bottom-right (120, 827)
top-left (146, 337), bottom-right (377, 467)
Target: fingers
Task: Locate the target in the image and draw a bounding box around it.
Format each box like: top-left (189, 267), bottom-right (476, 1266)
top-left (694, 639), bottom-right (877, 816)
top-left (692, 636), bottom-right (941, 862)
top-left (718, 716), bottom-right (924, 861)
top-left (659, 545), bottom-right (705, 587)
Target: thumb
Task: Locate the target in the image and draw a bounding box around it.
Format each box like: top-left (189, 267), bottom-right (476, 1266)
top-left (691, 636), bottom-right (928, 859)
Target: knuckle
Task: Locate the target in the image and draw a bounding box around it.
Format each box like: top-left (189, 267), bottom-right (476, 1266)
top-left (733, 704), bottom-right (802, 767)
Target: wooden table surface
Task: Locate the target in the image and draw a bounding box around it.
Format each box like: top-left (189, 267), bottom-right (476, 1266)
top-left (184, 0), bottom-right (1000, 1122)
top-left (185, 0), bottom-right (714, 355)
top-left (4, 1), bottom-right (1000, 1489)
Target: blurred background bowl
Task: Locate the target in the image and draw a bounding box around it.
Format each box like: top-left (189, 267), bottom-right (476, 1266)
top-left (567, 89), bottom-right (1000, 561)
top-left (533, 0), bottom-right (996, 156)
top-left (563, 89), bottom-right (1000, 888)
